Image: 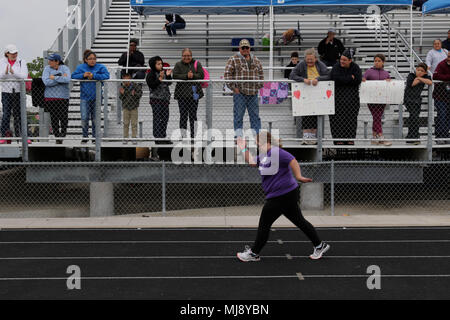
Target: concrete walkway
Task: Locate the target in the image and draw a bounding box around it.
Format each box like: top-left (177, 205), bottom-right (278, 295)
top-left (0, 214), bottom-right (449, 229)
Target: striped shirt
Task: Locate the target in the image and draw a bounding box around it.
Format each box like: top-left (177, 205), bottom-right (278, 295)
top-left (224, 53), bottom-right (264, 96)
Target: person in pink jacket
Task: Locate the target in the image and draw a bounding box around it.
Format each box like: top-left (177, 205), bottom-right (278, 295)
top-left (362, 54), bottom-right (392, 146)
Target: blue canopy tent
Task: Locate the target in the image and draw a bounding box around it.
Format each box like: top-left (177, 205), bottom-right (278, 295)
top-left (128, 0), bottom-right (414, 77)
top-left (418, 0), bottom-right (449, 48)
top-left (422, 0), bottom-right (450, 13)
top-left (130, 0), bottom-right (412, 15)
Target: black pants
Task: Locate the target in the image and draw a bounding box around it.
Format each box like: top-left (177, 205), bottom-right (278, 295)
top-left (46, 99), bottom-right (69, 137)
top-left (1, 92), bottom-right (22, 137)
top-left (151, 99), bottom-right (170, 139)
top-left (405, 101), bottom-right (421, 139)
top-left (329, 99), bottom-right (360, 139)
top-left (178, 98), bottom-right (198, 138)
top-left (252, 188), bottom-right (322, 254)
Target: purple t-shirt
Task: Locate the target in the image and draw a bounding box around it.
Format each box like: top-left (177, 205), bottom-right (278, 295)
top-left (257, 146), bottom-right (299, 199)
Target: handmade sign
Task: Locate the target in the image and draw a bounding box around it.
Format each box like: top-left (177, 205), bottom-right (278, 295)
top-left (259, 82), bottom-right (289, 105)
top-left (360, 80), bottom-right (405, 104)
top-left (291, 81), bottom-right (335, 116)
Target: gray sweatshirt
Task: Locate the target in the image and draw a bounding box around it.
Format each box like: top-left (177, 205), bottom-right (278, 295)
top-left (289, 60), bottom-right (330, 82)
top-left (425, 49), bottom-right (448, 74)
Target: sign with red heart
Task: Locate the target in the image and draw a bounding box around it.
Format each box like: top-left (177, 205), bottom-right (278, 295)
top-left (291, 81), bottom-right (335, 116)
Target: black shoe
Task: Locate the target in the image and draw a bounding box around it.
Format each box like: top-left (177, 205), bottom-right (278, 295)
top-left (406, 140), bottom-right (420, 145)
top-left (56, 139), bottom-right (63, 145)
top-left (81, 139), bottom-right (88, 144)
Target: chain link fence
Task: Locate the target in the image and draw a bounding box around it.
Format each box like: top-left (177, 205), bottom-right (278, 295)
top-left (0, 75), bottom-right (449, 218)
top-left (0, 161), bottom-right (448, 218)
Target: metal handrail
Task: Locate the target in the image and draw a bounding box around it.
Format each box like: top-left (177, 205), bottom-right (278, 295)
top-left (64, 3), bottom-right (98, 63)
top-left (48, 0), bottom-right (82, 51)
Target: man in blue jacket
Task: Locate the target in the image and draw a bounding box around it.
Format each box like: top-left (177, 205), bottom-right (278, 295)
top-left (72, 50), bottom-right (110, 143)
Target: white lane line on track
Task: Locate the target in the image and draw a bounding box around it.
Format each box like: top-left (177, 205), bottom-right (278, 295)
top-left (1, 255), bottom-right (450, 260)
top-left (0, 240), bottom-right (449, 244)
top-left (0, 274), bottom-right (449, 281)
top-left (1, 227), bottom-right (450, 231)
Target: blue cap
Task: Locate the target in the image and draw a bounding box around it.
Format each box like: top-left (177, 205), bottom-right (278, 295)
top-left (46, 53), bottom-right (63, 62)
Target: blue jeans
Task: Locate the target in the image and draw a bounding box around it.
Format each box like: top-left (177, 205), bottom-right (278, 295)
top-left (434, 100), bottom-right (450, 138)
top-left (233, 94), bottom-right (261, 137)
top-left (1, 92), bottom-right (22, 137)
top-left (80, 100), bottom-right (96, 138)
top-left (165, 22), bottom-right (185, 36)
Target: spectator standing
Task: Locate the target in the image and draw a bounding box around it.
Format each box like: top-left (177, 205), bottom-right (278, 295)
top-left (443, 30), bottom-right (450, 51)
top-left (119, 73), bottom-right (143, 145)
top-left (362, 54), bottom-right (392, 146)
top-left (284, 51), bottom-right (299, 79)
top-left (164, 13), bottom-right (186, 43)
top-left (318, 28), bottom-right (345, 67)
top-left (426, 40), bottom-right (448, 74)
top-left (42, 53), bottom-right (71, 144)
top-left (146, 56), bottom-right (173, 155)
top-left (433, 51), bottom-right (450, 144)
top-left (403, 63), bottom-right (432, 145)
top-left (72, 50), bottom-right (110, 143)
top-left (117, 38), bottom-right (146, 79)
top-left (172, 48), bottom-right (204, 139)
top-left (224, 39), bottom-right (264, 137)
top-left (329, 49), bottom-right (362, 145)
top-left (289, 48), bottom-right (330, 145)
top-left (0, 44), bottom-right (28, 144)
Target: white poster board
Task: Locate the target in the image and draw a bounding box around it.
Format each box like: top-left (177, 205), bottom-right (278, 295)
top-left (291, 81), bottom-right (335, 116)
top-left (360, 80), bottom-right (405, 104)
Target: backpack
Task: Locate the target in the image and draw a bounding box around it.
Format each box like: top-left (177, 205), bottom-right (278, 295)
top-left (194, 60), bottom-right (209, 88)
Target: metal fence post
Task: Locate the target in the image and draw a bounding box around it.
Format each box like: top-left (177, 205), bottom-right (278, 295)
top-left (427, 83), bottom-right (434, 161)
top-left (116, 69), bottom-right (122, 125)
top-left (20, 81), bottom-right (29, 162)
top-left (162, 161), bottom-right (166, 216)
top-left (398, 104), bottom-right (404, 139)
top-left (330, 160), bottom-right (335, 216)
top-left (317, 115), bottom-right (323, 161)
top-left (206, 82), bottom-right (213, 131)
top-left (95, 81), bottom-right (102, 161)
top-left (103, 83), bottom-right (109, 137)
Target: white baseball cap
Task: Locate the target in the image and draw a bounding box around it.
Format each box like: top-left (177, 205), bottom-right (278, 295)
top-left (4, 44), bottom-right (18, 54)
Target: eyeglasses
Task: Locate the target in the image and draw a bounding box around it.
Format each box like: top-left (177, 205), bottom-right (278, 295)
top-left (182, 55), bottom-right (192, 57)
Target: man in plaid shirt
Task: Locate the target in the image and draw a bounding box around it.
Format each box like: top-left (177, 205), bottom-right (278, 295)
top-left (224, 39), bottom-right (264, 137)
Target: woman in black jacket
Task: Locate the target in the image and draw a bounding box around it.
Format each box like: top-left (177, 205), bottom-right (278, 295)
top-left (146, 56), bottom-right (172, 145)
top-left (329, 49), bottom-right (362, 145)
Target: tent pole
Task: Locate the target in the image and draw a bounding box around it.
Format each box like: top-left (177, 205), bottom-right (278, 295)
top-left (269, 4), bottom-right (274, 80)
top-left (126, 4), bottom-right (132, 74)
top-left (410, 4), bottom-right (413, 71)
top-left (420, 13), bottom-right (424, 54)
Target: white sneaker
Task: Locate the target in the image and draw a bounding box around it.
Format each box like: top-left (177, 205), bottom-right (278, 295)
top-left (310, 242), bottom-right (330, 260)
top-left (168, 38), bottom-right (173, 43)
top-left (173, 38), bottom-right (178, 43)
top-left (237, 246), bottom-right (260, 262)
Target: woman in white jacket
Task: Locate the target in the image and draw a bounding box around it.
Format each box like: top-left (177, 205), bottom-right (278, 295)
top-left (0, 44), bottom-right (28, 143)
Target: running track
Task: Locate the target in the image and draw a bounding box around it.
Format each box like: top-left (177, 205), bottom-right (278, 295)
top-left (0, 227), bottom-right (449, 300)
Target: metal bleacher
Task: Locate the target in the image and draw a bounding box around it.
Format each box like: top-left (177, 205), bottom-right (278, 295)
top-left (25, 0), bottom-right (449, 162)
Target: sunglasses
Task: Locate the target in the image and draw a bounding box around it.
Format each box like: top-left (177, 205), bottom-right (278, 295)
top-left (240, 46), bottom-right (250, 50)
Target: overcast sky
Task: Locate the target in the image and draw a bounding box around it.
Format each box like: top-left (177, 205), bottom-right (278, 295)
top-left (0, 0), bottom-right (68, 63)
